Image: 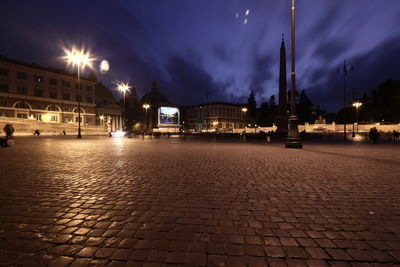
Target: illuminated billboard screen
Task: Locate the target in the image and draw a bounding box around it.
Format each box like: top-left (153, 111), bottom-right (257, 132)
top-left (159, 107), bottom-right (180, 125)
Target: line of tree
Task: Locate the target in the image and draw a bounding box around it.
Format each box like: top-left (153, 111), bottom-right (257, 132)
top-left (246, 79), bottom-right (400, 126)
top-left (247, 89), bottom-right (321, 127)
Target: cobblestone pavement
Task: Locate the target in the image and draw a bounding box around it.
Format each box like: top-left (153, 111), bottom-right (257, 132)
top-left (0, 137), bottom-right (399, 267)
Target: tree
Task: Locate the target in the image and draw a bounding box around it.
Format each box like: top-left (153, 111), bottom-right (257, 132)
top-left (371, 80), bottom-right (400, 123)
top-left (247, 90), bottom-right (257, 125)
top-left (297, 90), bottom-right (313, 123)
top-left (258, 102), bottom-right (270, 126)
top-left (268, 95), bottom-right (278, 125)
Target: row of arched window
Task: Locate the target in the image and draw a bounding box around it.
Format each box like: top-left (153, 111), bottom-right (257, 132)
top-left (13, 101), bottom-right (86, 113)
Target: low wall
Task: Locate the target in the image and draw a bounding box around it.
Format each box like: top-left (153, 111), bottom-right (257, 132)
top-left (303, 123), bottom-right (400, 133)
top-left (0, 117), bottom-right (108, 136)
top-left (235, 123), bottom-right (400, 134)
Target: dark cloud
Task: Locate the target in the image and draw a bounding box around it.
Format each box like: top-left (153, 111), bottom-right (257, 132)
top-left (249, 54), bottom-right (273, 94)
top-left (0, 0), bottom-right (399, 111)
top-left (162, 52), bottom-right (225, 105)
top-left (307, 34), bottom-right (400, 112)
top-left (212, 44), bottom-right (231, 63)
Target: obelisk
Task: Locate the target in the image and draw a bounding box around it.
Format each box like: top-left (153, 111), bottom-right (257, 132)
top-left (277, 35), bottom-right (288, 133)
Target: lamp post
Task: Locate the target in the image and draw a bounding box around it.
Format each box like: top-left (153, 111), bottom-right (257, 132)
top-left (64, 47), bottom-right (94, 138)
top-left (352, 101), bottom-right (362, 135)
top-left (337, 60), bottom-right (354, 140)
top-left (117, 82), bottom-right (131, 131)
top-left (99, 115), bottom-right (105, 127)
top-left (242, 107), bottom-right (247, 133)
top-left (286, 0), bottom-right (302, 148)
top-left (143, 103), bottom-right (150, 133)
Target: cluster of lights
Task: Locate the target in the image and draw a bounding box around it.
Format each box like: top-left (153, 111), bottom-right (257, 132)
top-left (235, 9), bottom-right (250, 24)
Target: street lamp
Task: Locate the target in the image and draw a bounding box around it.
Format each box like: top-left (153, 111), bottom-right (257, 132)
top-left (337, 60), bottom-right (354, 140)
top-left (242, 107), bottom-right (247, 129)
top-left (286, 0), bottom-right (302, 148)
top-left (99, 115), bottom-right (105, 127)
top-left (212, 121), bottom-right (218, 131)
top-left (117, 82), bottom-right (131, 131)
top-left (352, 101), bottom-right (362, 136)
top-left (64, 46), bottom-right (94, 138)
top-left (142, 103), bottom-right (150, 133)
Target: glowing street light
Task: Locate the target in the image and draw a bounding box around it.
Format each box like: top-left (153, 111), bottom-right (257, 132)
top-left (117, 82), bottom-right (131, 131)
top-left (63, 46), bottom-right (95, 138)
top-left (99, 115), bottom-right (105, 127)
top-left (143, 103), bottom-right (150, 133)
top-left (352, 101), bottom-right (362, 136)
top-left (242, 107), bottom-right (247, 129)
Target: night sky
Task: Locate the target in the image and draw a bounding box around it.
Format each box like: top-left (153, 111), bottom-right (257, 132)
top-left (1, 0), bottom-right (399, 112)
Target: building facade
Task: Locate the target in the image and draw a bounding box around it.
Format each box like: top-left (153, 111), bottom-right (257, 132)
top-left (0, 56), bottom-right (96, 125)
top-left (95, 82), bottom-right (123, 132)
top-left (138, 81), bottom-right (180, 133)
top-left (185, 102), bottom-right (248, 132)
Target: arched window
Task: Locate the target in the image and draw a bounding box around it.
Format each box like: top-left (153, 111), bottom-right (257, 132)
top-left (73, 107), bottom-right (85, 113)
top-left (15, 102), bottom-right (30, 109)
top-left (47, 105), bottom-right (61, 112)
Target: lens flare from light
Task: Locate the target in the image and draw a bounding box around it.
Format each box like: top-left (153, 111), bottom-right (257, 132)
top-left (116, 82), bottom-right (131, 94)
top-left (63, 46), bottom-right (95, 72)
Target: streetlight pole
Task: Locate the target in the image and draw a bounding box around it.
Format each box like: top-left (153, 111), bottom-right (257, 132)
top-left (123, 90), bottom-right (126, 131)
top-left (286, 0), bottom-right (302, 148)
top-left (337, 60), bottom-right (353, 141)
top-left (143, 104), bottom-right (150, 133)
top-left (63, 46), bottom-right (94, 139)
top-left (117, 82), bottom-right (131, 132)
top-left (77, 65), bottom-right (82, 138)
top-left (242, 107), bottom-right (247, 133)
top-left (352, 101), bottom-right (362, 134)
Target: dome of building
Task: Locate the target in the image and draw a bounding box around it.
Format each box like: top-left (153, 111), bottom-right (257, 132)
top-left (95, 82), bottom-right (116, 106)
top-left (140, 81), bottom-right (169, 105)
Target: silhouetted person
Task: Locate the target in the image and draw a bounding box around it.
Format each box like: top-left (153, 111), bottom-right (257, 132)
top-left (393, 130), bottom-right (399, 141)
top-left (369, 127), bottom-right (380, 144)
top-left (63, 130), bottom-right (66, 136)
top-left (1, 124), bottom-right (14, 147)
top-left (4, 124), bottom-right (14, 139)
top-left (34, 129), bottom-right (41, 136)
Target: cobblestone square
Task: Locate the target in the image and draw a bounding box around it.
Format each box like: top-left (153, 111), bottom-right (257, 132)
top-left (0, 137), bottom-right (399, 266)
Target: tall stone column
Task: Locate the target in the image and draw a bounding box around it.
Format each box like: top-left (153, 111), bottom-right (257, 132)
top-left (277, 35), bottom-right (288, 133)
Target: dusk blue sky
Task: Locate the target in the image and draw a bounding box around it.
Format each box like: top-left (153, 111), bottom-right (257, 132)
top-left (1, 0), bottom-right (399, 112)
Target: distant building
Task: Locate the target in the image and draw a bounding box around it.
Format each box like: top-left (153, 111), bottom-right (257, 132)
top-left (185, 102), bottom-right (248, 132)
top-left (95, 82), bottom-right (123, 132)
top-left (138, 81), bottom-right (180, 133)
top-left (0, 56), bottom-right (96, 125)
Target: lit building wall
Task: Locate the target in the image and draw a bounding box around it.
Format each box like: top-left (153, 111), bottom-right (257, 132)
top-left (0, 56), bottom-right (96, 125)
top-left (185, 102), bottom-right (248, 132)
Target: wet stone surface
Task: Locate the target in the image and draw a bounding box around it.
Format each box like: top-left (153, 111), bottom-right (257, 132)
top-left (0, 136), bottom-right (399, 266)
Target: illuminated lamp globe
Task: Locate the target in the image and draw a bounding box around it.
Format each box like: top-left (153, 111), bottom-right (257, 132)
top-left (100, 60), bottom-right (110, 73)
